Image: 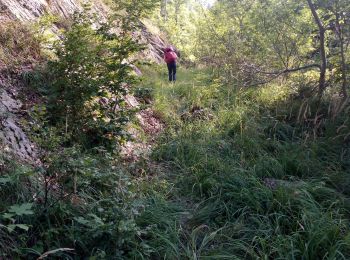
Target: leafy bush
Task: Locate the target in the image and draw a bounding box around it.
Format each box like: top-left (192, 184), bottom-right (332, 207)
top-left (0, 146), bottom-right (153, 258)
top-left (46, 11), bottom-right (138, 148)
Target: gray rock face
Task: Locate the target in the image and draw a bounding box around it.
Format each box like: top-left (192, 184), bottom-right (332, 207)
top-left (0, 0), bottom-right (112, 21)
top-left (140, 25), bottom-right (168, 63)
top-left (0, 0), bottom-right (81, 20)
top-left (0, 0), bottom-right (168, 62)
top-left (0, 88), bottom-right (37, 163)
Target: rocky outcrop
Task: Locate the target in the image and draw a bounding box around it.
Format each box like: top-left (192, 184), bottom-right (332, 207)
top-left (0, 88), bottom-right (37, 163)
top-left (0, 0), bottom-right (168, 62)
top-left (0, 0), bottom-right (108, 21)
top-left (140, 22), bottom-right (169, 63)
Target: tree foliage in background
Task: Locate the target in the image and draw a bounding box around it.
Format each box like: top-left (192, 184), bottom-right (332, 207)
top-left (158, 0), bottom-right (350, 101)
top-left (193, 1), bottom-right (317, 85)
top-left (313, 0), bottom-right (350, 98)
top-left (153, 0), bottom-right (202, 61)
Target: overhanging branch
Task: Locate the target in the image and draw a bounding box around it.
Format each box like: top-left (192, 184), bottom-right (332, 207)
top-left (247, 64), bottom-right (321, 87)
top-left (257, 64), bottom-right (321, 76)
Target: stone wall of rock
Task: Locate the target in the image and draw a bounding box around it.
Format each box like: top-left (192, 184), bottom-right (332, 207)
top-left (0, 87), bottom-right (38, 163)
top-left (0, 0), bottom-right (107, 21)
top-left (140, 23), bottom-right (169, 63)
top-left (0, 0), bottom-right (168, 62)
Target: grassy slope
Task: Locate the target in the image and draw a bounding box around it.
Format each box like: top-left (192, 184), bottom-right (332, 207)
top-left (1, 61), bottom-right (350, 258)
top-left (135, 65), bottom-right (350, 259)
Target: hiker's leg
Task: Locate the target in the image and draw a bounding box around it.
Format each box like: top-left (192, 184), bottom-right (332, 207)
top-left (167, 63), bottom-right (172, 81)
top-left (172, 62), bottom-right (177, 81)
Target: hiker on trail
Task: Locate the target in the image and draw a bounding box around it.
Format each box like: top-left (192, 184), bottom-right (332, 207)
top-left (164, 47), bottom-right (178, 82)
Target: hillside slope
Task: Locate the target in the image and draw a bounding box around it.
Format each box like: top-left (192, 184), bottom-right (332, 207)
top-left (0, 0), bottom-right (167, 62)
top-left (0, 0), bottom-right (104, 21)
top-left (0, 0), bottom-right (168, 163)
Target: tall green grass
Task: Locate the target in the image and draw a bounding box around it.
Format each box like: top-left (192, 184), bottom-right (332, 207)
top-left (2, 65), bottom-right (350, 258)
top-left (135, 65), bottom-right (350, 259)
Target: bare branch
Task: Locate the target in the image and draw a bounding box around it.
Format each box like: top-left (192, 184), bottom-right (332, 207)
top-left (246, 64), bottom-right (321, 87)
top-left (306, 0), bottom-right (327, 95)
top-left (257, 64), bottom-right (321, 75)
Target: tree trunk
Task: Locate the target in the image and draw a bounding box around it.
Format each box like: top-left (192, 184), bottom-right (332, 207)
top-left (307, 0), bottom-right (327, 97)
top-left (175, 1), bottom-right (180, 25)
top-left (161, 0), bottom-right (168, 21)
top-left (335, 10), bottom-right (348, 98)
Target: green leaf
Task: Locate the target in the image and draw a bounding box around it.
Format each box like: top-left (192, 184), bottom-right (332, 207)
top-left (2, 213), bottom-right (14, 220)
top-left (88, 213), bottom-right (104, 225)
top-left (6, 224), bottom-right (16, 233)
top-left (5, 224), bottom-right (29, 232)
top-left (0, 177), bottom-right (12, 185)
top-left (8, 203), bottom-right (34, 216)
top-left (74, 217), bottom-right (89, 225)
top-left (14, 224), bottom-right (30, 231)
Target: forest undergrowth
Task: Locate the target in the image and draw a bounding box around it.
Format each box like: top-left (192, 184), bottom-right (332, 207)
top-left (134, 65), bottom-right (350, 259)
top-left (2, 61), bottom-right (350, 258)
top-left (1, 0), bottom-right (350, 258)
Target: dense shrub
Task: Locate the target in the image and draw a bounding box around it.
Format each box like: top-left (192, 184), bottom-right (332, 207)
top-left (46, 11), bottom-right (139, 148)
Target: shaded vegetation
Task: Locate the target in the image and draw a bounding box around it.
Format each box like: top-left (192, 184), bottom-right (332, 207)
top-left (1, 0), bottom-right (350, 258)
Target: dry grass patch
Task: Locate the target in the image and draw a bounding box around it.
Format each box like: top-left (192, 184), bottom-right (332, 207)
top-left (0, 21), bottom-right (41, 71)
